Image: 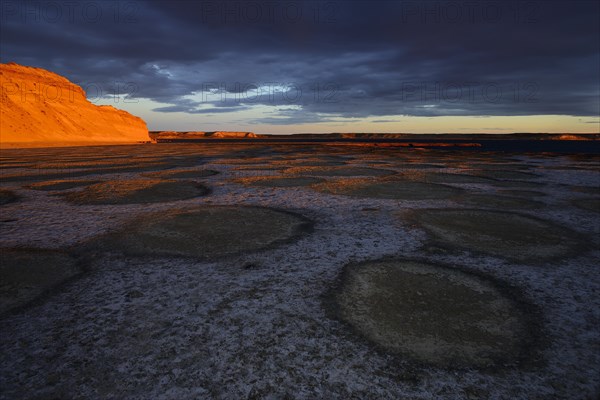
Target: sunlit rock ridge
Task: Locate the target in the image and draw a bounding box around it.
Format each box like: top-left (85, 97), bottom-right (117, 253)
top-left (0, 62), bottom-right (149, 146)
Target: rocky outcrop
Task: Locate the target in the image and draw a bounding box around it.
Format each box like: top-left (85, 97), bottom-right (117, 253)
top-left (0, 62), bottom-right (149, 146)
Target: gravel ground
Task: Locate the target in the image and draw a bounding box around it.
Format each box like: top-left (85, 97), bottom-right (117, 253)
top-left (0, 144), bottom-right (599, 399)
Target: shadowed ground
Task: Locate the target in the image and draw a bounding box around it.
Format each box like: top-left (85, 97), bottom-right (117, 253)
top-left (0, 249), bottom-right (81, 314)
top-left (572, 198), bottom-right (600, 213)
top-left (569, 185), bottom-right (600, 195)
top-left (0, 189), bottom-right (19, 205)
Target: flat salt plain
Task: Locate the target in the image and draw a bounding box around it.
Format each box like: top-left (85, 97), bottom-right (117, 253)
top-left (0, 143), bottom-right (599, 399)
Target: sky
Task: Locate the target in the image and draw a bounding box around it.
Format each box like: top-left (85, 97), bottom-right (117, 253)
top-left (1, 0), bottom-right (599, 134)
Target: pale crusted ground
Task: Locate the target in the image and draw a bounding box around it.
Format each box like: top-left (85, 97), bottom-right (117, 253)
top-left (0, 144), bottom-right (599, 399)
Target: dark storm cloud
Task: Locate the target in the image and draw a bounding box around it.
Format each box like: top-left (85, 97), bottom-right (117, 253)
top-left (1, 0), bottom-right (598, 123)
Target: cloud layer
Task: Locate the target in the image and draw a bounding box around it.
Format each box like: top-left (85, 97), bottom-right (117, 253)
top-left (1, 0), bottom-right (598, 126)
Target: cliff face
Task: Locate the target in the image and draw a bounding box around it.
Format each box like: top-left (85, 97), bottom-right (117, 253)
top-left (0, 63), bottom-right (149, 146)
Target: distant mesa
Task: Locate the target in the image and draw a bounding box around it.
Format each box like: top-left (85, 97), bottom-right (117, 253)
top-left (208, 131), bottom-right (257, 138)
top-left (0, 62), bottom-right (149, 147)
top-left (151, 131), bottom-right (258, 140)
top-left (150, 131), bottom-right (600, 144)
top-left (556, 134), bottom-right (592, 141)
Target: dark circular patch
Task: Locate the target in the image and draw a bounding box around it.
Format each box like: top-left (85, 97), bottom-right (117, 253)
top-left (467, 163), bottom-right (531, 171)
top-left (239, 176), bottom-right (325, 187)
top-left (90, 206), bottom-right (312, 259)
top-left (315, 180), bottom-right (462, 200)
top-left (284, 166), bottom-right (396, 177)
top-left (408, 209), bottom-right (584, 262)
top-left (0, 189), bottom-right (19, 205)
top-left (0, 249), bottom-right (81, 314)
top-left (569, 185), bottom-right (600, 196)
top-left (63, 179), bottom-right (209, 205)
top-left (331, 259), bottom-right (534, 368)
top-left (27, 179), bottom-right (102, 191)
top-left (424, 173), bottom-right (497, 185)
top-left (275, 160), bottom-right (346, 167)
top-left (232, 165), bottom-right (287, 171)
top-left (144, 169), bottom-right (219, 179)
top-left (497, 189), bottom-right (546, 198)
top-left (0, 163), bottom-right (170, 183)
top-left (572, 198), bottom-right (600, 213)
top-left (456, 194), bottom-right (544, 210)
top-left (473, 170), bottom-right (540, 181)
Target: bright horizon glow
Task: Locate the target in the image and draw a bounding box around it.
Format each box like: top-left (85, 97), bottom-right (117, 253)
top-left (96, 98), bottom-right (600, 134)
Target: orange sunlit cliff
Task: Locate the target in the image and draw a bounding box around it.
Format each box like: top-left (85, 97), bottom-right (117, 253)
top-left (0, 62), bottom-right (149, 147)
